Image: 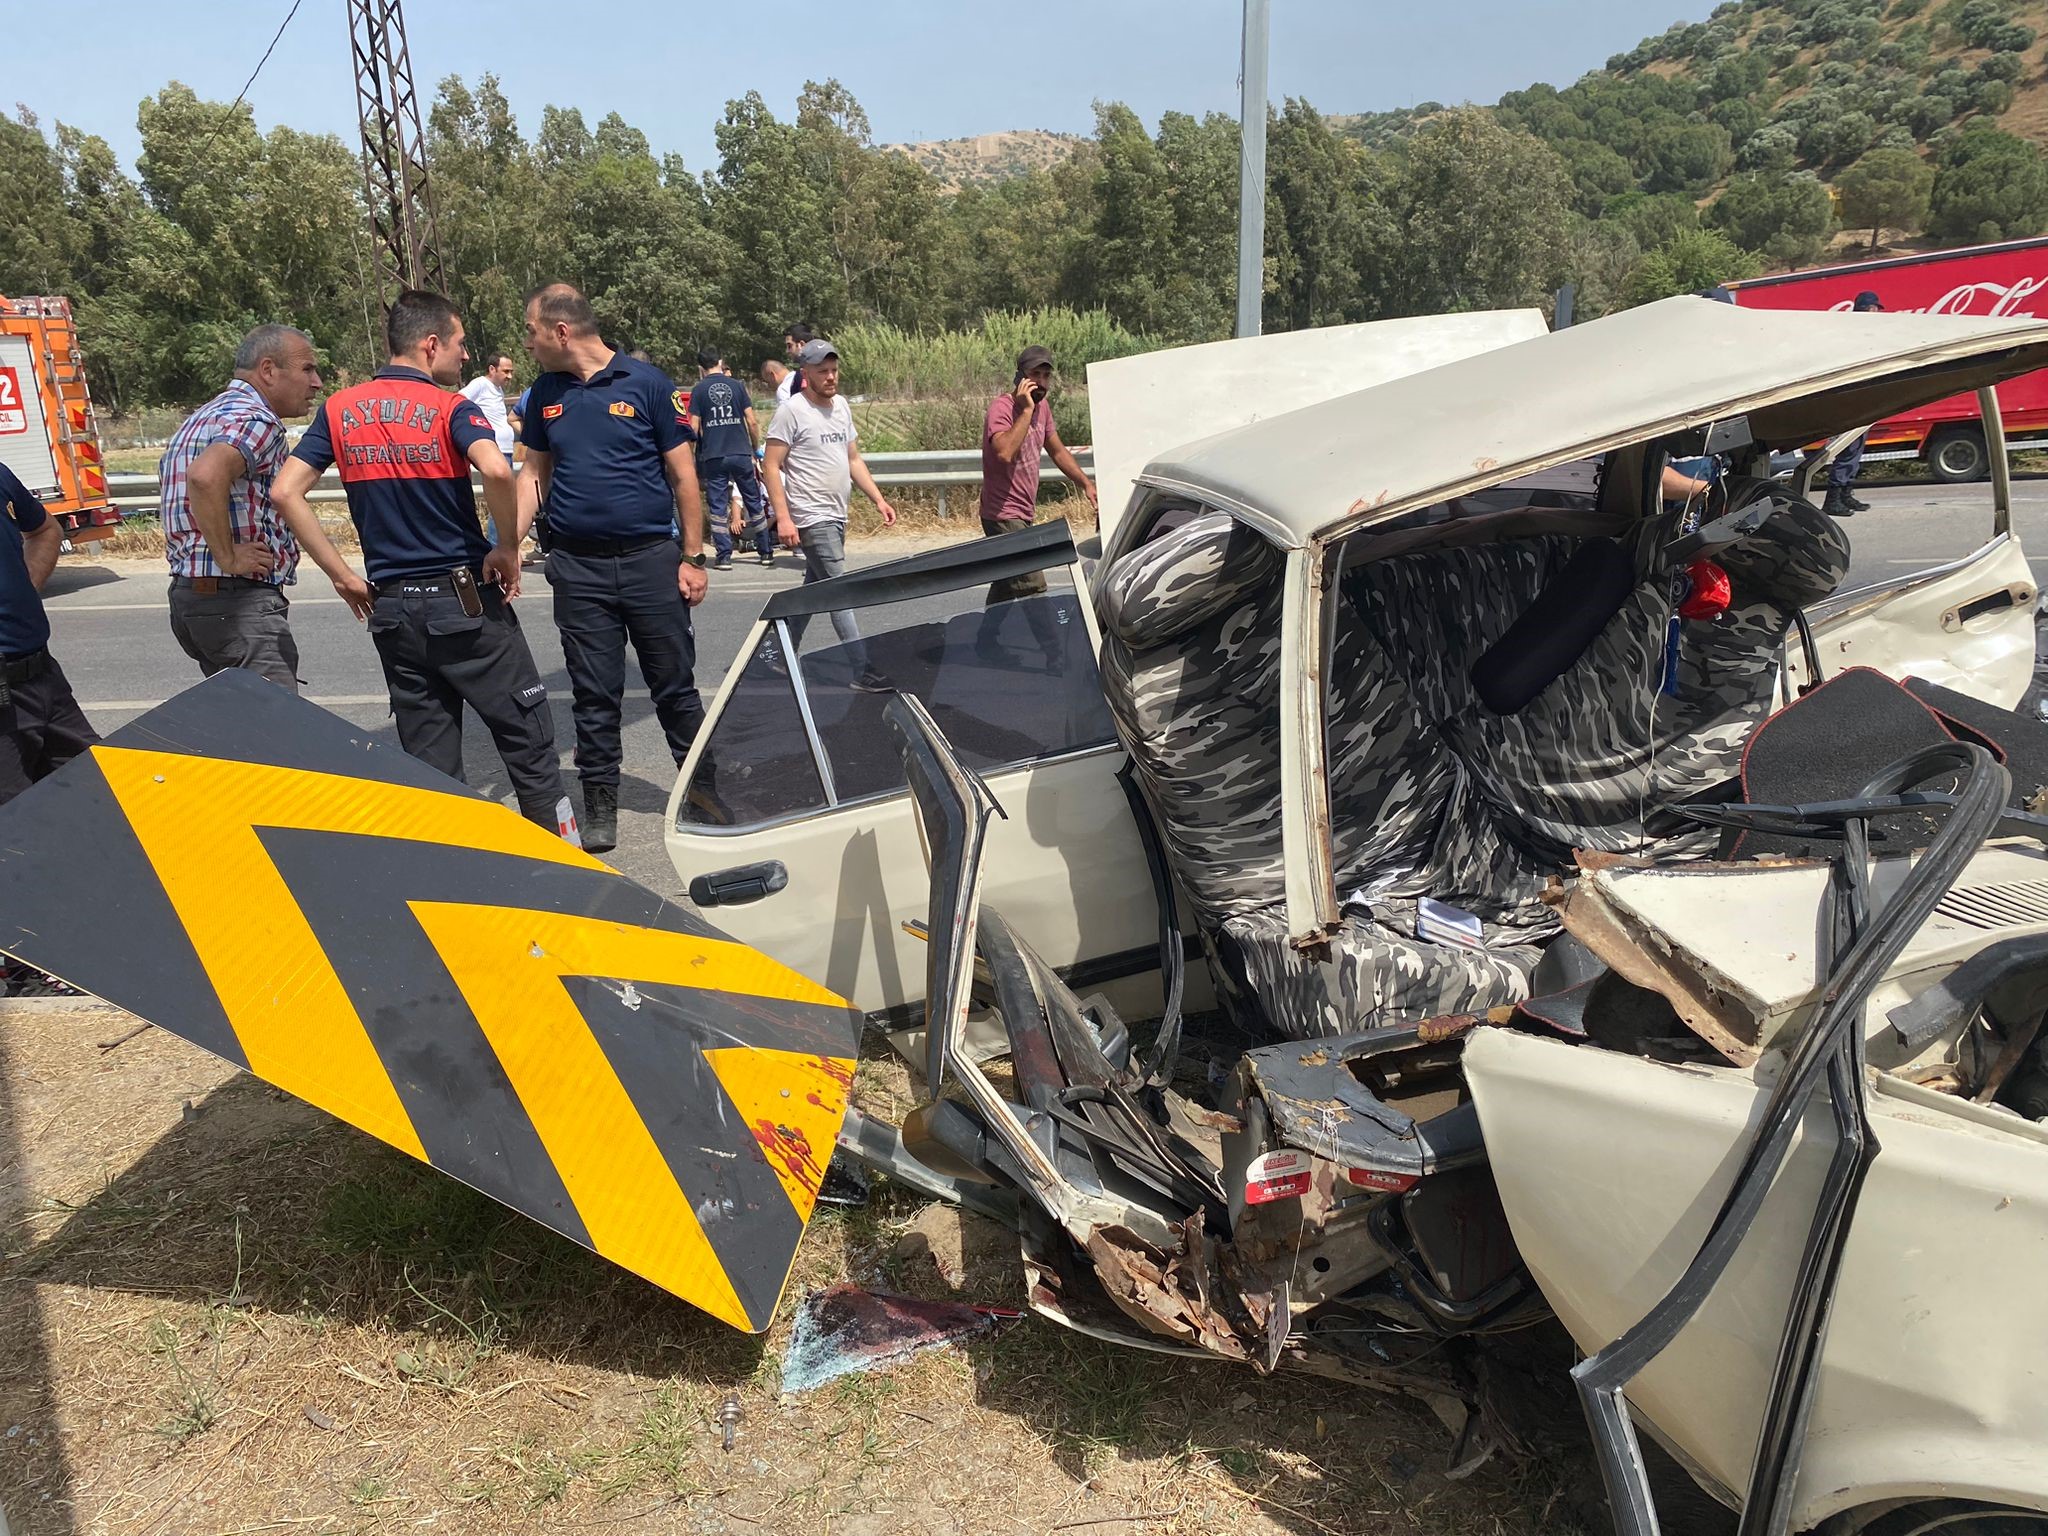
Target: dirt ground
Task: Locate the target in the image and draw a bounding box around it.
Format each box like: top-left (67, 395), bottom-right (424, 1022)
top-left (0, 1002), bottom-right (1638, 1536)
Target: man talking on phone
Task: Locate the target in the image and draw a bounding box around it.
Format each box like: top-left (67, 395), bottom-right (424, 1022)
top-left (271, 290), bottom-right (578, 843)
top-left (974, 345), bottom-right (1097, 668)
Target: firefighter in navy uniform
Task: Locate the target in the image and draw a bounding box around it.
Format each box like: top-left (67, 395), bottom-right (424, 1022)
top-left (0, 460), bottom-right (96, 806)
top-left (516, 283), bottom-right (709, 854)
top-left (271, 290), bottom-right (577, 843)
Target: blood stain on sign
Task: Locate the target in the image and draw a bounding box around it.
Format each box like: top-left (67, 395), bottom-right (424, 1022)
top-left (752, 1119), bottom-right (826, 1199)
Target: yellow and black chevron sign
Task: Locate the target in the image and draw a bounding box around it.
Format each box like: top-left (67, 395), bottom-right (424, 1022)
top-left (0, 670), bottom-right (861, 1333)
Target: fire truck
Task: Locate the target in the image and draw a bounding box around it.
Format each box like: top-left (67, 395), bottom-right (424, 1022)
top-left (1726, 236), bottom-right (2048, 481)
top-left (0, 295), bottom-right (120, 543)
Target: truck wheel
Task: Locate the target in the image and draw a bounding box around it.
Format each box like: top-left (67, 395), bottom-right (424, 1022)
top-left (1927, 427), bottom-right (1990, 483)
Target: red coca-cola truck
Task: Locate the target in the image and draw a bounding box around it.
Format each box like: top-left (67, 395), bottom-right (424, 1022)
top-left (1725, 236), bottom-right (2048, 481)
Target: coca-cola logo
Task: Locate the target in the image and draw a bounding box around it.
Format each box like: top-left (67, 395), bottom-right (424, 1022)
top-left (1829, 275), bottom-right (2048, 317)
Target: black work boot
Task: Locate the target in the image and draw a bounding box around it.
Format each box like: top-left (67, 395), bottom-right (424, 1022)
top-left (1843, 490), bottom-right (1871, 511)
top-left (1822, 488), bottom-right (1855, 518)
top-left (583, 783), bottom-right (618, 854)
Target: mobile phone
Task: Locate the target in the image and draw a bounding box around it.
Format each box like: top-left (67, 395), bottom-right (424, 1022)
top-left (451, 565), bottom-right (484, 618)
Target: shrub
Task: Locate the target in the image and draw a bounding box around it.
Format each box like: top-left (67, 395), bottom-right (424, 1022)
top-left (1929, 122), bottom-right (2048, 240)
top-left (833, 307), bottom-right (1158, 400)
top-left (1624, 227), bottom-right (1761, 305)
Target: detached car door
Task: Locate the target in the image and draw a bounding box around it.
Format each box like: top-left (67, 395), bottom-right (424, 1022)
top-left (663, 521), bottom-right (1162, 1023)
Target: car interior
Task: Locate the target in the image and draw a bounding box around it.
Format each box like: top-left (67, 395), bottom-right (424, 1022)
top-left (1095, 443), bottom-right (1854, 1041)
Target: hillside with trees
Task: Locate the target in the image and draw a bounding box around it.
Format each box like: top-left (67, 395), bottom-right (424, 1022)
top-left (9, 0), bottom-right (2048, 421)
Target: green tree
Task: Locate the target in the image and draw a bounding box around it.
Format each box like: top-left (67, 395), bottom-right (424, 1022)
top-left (1563, 217), bottom-right (1643, 320)
top-left (1929, 123), bottom-right (2048, 242)
top-left (122, 84), bottom-right (371, 400)
top-left (427, 73), bottom-right (551, 370)
top-left (1835, 146), bottom-right (1935, 250)
top-left (0, 110), bottom-right (81, 295)
top-left (1604, 191), bottom-right (1701, 251)
top-left (1642, 118), bottom-right (1734, 195)
top-left (1386, 109), bottom-right (1573, 314)
top-left (1264, 98), bottom-right (1395, 329)
top-left (1708, 172), bottom-right (1836, 268)
top-left (708, 91), bottom-right (842, 353)
top-left (1624, 226), bottom-right (1760, 306)
top-left (1069, 102), bottom-right (1237, 341)
top-left (794, 80), bottom-right (946, 331)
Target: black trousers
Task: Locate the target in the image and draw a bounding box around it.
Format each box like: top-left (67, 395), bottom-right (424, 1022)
top-left (168, 579), bottom-right (300, 692)
top-left (0, 653), bottom-right (97, 806)
top-left (547, 537), bottom-right (704, 788)
top-left (366, 578), bottom-right (565, 819)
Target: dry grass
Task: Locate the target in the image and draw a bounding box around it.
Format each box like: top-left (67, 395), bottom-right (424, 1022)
top-left (0, 1005), bottom-right (1611, 1536)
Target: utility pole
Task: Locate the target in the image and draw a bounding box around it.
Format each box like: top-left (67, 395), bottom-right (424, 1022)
top-left (347, 0), bottom-right (446, 313)
top-left (1236, 0), bottom-right (1270, 339)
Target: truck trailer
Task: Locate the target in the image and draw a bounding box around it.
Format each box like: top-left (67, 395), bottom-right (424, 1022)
top-left (1726, 236), bottom-right (2048, 481)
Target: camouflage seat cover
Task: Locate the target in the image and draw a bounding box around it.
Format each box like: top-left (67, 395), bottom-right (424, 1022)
top-left (1215, 902), bottom-right (1547, 1042)
top-left (1095, 512), bottom-right (1292, 924)
top-left (1098, 512), bottom-right (1541, 1039)
top-left (1342, 499), bottom-right (1851, 865)
top-left (1096, 499), bottom-right (1850, 1042)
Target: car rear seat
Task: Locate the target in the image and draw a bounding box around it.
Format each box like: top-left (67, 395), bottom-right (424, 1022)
top-left (1343, 498), bottom-right (1849, 865)
top-left (1096, 498), bottom-right (1850, 1042)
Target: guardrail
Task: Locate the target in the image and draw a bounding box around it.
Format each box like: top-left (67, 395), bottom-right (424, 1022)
top-left (104, 447), bottom-right (1095, 521)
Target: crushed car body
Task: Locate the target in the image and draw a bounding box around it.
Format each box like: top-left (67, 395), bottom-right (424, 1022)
top-left (757, 297), bottom-right (2048, 1529)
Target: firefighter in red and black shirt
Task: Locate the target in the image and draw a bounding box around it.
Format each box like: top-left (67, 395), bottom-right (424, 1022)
top-left (271, 291), bottom-right (577, 842)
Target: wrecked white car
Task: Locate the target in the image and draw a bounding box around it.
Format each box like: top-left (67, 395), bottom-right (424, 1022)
top-left (669, 296), bottom-right (2048, 1532)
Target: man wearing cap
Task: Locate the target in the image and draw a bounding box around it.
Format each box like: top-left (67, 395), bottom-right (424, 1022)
top-left (975, 345), bottom-right (1097, 668)
top-left (763, 338), bottom-right (897, 691)
top-left (516, 282), bottom-right (710, 854)
top-left (1816, 290), bottom-right (1887, 517)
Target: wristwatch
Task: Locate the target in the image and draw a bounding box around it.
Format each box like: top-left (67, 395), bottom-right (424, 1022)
top-left (687, 551), bottom-right (709, 568)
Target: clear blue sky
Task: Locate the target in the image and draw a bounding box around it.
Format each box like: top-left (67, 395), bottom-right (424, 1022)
top-left (15, 1), bottom-right (1710, 174)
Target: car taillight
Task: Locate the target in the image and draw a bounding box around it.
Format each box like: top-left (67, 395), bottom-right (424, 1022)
top-left (1244, 1149), bottom-right (1312, 1204)
top-left (1344, 1167), bottom-right (1419, 1194)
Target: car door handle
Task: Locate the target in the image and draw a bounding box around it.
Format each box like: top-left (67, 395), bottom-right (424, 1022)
top-left (688, 860), bottom-right (788, 908)
top-left (1942, 581), bottom-right (2035, 630)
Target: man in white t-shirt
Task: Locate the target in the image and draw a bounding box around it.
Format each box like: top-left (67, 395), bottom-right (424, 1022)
top-left (763, 337), bottom-right (898, 691)
top-left (458, 352), bottom-right (518, 456)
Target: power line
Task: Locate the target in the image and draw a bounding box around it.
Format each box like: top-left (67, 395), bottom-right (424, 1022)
top-left (196, 0), bottom-right (310, 153)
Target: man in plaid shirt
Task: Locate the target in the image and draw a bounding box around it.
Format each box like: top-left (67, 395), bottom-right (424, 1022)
top-left (159, 324), bottom-right (324, 691)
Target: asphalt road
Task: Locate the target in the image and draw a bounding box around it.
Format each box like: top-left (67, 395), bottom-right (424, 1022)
top-left (40, 480), bottom-right (2048, 896)
top-left (42, 545), bottom-right (841, 894)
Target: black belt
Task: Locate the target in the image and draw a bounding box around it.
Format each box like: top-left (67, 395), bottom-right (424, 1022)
top-left (1, 649), bottom-right (50, 685)
top-left (171, 574), bottom-right (275, 592)
top-left (547, 531), bottom-right (673, 558)
top-left (385, 570), bottom-right (482, 592)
